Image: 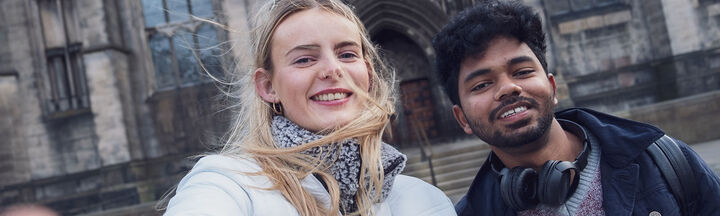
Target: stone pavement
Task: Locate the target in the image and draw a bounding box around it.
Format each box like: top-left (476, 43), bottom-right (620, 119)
top-left (689, 139), bottom-right (720, 176)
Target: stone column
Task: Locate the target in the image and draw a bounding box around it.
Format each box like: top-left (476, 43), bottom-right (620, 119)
top-left (76, 0), bottom-right (133, 166)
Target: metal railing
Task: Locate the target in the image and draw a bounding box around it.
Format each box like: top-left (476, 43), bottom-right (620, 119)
top-left (410, 118), bottom-right (437, 186)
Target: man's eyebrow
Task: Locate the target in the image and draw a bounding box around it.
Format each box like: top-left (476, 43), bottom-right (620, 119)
top-left (285, 44), bottom-right (320, 56)
top-left (508, 56), bottom-right (533, 66)
top-left (462, 56), bottom-right (534, 84)
top-left (463, 68), bottom-right (491, 84)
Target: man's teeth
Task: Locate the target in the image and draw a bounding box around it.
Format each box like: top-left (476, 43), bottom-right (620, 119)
top-left (313, 93), bottom-right (348, 101)
top-left (500, 106), bottom-right (527, 118)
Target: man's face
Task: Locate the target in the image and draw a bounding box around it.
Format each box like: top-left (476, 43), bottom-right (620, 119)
top-left (452, 36), bottom-right (557, 149)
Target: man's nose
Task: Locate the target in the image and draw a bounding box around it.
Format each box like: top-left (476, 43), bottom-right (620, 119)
top-left (493, 77), bottom-right (522, 101)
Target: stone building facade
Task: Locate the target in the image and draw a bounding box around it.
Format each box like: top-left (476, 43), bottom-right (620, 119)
top-left (1, 0), bottom-right (718, 215)
top-left (0, 0), bottom-right (477, 214)
top-left (0, 0), bottom-right (233, 214)
top-left (542, 0), bottom-right (720, 112)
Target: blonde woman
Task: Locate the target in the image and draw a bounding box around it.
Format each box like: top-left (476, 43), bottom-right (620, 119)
top-left (163, 0), bottom-right (455, 215)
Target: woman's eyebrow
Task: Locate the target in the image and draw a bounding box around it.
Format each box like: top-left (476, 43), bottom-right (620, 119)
top-left (285, 44), bottom-right (320, 56)
top-left (334, 41), bottom-right (360, 50)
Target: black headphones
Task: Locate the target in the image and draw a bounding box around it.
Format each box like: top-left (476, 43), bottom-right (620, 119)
top-left (489, 120), bottom-right (590, 211)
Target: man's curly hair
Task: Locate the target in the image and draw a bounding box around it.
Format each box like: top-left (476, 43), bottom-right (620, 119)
top-left (432, 0), bottom-right (547, 105)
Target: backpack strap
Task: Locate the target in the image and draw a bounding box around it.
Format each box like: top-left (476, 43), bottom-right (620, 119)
top-left (646, 135), bottom-right (698, 215)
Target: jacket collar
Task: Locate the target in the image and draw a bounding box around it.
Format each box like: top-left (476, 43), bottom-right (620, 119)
top-left (555, 108), bottom-right (665, 168)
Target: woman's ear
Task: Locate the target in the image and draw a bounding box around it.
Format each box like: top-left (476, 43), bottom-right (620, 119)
top-left (254, 68), bottom-right (278, 103)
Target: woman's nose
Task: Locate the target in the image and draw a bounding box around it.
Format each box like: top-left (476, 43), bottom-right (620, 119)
top-left (318, 57), bottom-right (343, 80)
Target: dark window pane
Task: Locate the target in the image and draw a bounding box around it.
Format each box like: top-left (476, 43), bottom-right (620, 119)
top-left (545, 0), bottom-right (571, 15)
top-left (38, 0), bottom-right (67, 47)
top-left (149, 35), bottom-right (175, 89)
top-left (191, 0), bottom-right (214, 18)
top-left (0, 28), bottom-right (9, 67)
top-left (142, 0), bottom-right (166, 27)
top-left (196, 24), bottom-right (222, 79)
top-left (595, 0), bottom-right (618, 6)
top-left (50, 56), bottom-right (70, 111)
top-left (571, 0), bottom-right (594, 11)
top-left (71, 52), bottom-right (89, 108)
top-left (167, 0), bottom-right (190, 23)
top-left (172, 31), bottom-right (200, 85)
top-left (60, 0), bottom-right (79, 43)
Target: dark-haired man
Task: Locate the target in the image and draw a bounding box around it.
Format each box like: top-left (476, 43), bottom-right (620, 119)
top-left (432, 0), bottom-right (720, 215)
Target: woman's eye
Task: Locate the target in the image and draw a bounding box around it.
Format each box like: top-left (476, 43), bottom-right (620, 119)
top-left (293, 57), bottom-right (313, 65)
top-left (339, 52), bottom-right (358, 59)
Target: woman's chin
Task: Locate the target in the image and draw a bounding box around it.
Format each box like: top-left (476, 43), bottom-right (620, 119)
top-left (313, 114), bottom-right (358, 132)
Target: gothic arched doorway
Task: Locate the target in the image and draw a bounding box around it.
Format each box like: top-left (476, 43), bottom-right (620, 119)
top-left (373, 30), bottom-right (438, 148)
top-left (354, 0), bottom-right (464, 148)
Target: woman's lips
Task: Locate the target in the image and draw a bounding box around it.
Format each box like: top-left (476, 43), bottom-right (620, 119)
top-left (310, 88), bottom-right (352, 106)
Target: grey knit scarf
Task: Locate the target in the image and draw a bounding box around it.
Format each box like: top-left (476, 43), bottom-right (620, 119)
top-left (271, 116), bottom-right (407, 213)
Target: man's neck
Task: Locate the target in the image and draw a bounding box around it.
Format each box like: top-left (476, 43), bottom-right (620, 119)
top-left (491, 118), bottom-right (584, 170)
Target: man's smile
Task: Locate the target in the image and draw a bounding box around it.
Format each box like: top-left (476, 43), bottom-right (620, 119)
top-left (489, 96), bottom-right (540, 123)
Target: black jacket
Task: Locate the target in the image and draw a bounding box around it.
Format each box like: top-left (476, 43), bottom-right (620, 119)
top-left (455, 108), bottom-right (720, 215)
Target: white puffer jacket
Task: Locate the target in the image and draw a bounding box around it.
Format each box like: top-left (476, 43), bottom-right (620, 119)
top-left (164, 155), bottom-right (456, 216)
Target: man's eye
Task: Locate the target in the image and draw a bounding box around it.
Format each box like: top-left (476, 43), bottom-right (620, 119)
top-left (514, 70), bottom-right (534, 77)
top-left (472, 82), bottom-right (491, 91)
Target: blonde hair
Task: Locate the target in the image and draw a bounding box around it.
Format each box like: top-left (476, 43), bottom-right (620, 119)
top-left (220, 0), bottom-right (396, 215)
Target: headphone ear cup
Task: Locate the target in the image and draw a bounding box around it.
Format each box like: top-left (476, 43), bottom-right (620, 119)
top-left (500, 167), bottom-right (539, 211)
top-left (537, 160), bottom-right (574, 205)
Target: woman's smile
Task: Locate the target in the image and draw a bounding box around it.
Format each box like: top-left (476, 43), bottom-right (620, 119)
top-left (255, 8), bottom-right (371, 132)
top-left (311, 88), bottom-right (352, 105)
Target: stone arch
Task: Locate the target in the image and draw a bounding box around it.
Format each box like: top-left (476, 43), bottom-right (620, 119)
top-left (373, 29), bottom-right (436, 147)
top-left (353, 0), bottom-right (461, 146)
top-left (354, 0), bottom-right (448, 63)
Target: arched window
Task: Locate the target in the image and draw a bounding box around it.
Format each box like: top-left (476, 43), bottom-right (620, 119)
top-left (545, 0), bottom-right (621, 16)
top-left (142, 0), bottom-right (224, 91)
top-left (37, 0), bottom-right (90, 118)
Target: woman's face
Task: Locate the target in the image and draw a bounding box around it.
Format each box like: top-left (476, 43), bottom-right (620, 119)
top-left (255, 8), bottom-right (370, 132)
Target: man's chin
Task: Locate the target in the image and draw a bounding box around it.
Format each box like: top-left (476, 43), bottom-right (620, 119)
top-left (504, 118), bottom-right (532, 130)
top-left (480, 125), bottom-right (546, 149)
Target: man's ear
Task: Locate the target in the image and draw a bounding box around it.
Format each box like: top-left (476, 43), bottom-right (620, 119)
top-left (548, 73), bottom-right (558, 105)
top-left (452, 105), bottom-right (473, 135)
top-left (254, 68), bottom-right (277, 103)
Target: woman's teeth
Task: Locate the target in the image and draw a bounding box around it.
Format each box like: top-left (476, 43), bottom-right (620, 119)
top-left (500, 106), bottom-right (527, 118)
top-left (312, 93), bottom-right (348, 101)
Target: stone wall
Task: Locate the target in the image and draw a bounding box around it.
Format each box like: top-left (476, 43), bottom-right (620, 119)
top-left (546, 1), bottom-right (660, 112)
top-left (545, 0), bottom-right (720, 113)
top-left (0, 0), bottom-right (204, 214)
top-left (0, 75), bottom-right (26, 185)
top-left (3, 0), bottom-right (718, 215)
top-left (616, 90), bottom-right (720, 144)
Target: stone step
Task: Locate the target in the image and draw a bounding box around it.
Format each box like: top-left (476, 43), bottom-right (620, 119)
top-left (403, 157), bottom-right (484, 181)
top-left (419, 166), bottom-right (480, 184)
top-left (399, 139), bottom-right (489, 205)
top-left (444, 186), bottom-right (469, 197)
top-left (436, 175), bottom-right (476, 192)
top-left (404, 139), bottom-right (488, 164)
top-left (444, 187), bottom-right (470, 204)
top-left (404, 147), bottom-right (489, 172)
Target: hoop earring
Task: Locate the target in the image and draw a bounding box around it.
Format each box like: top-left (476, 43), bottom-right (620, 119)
top-left (272, 102), bottom-right (283, 115)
